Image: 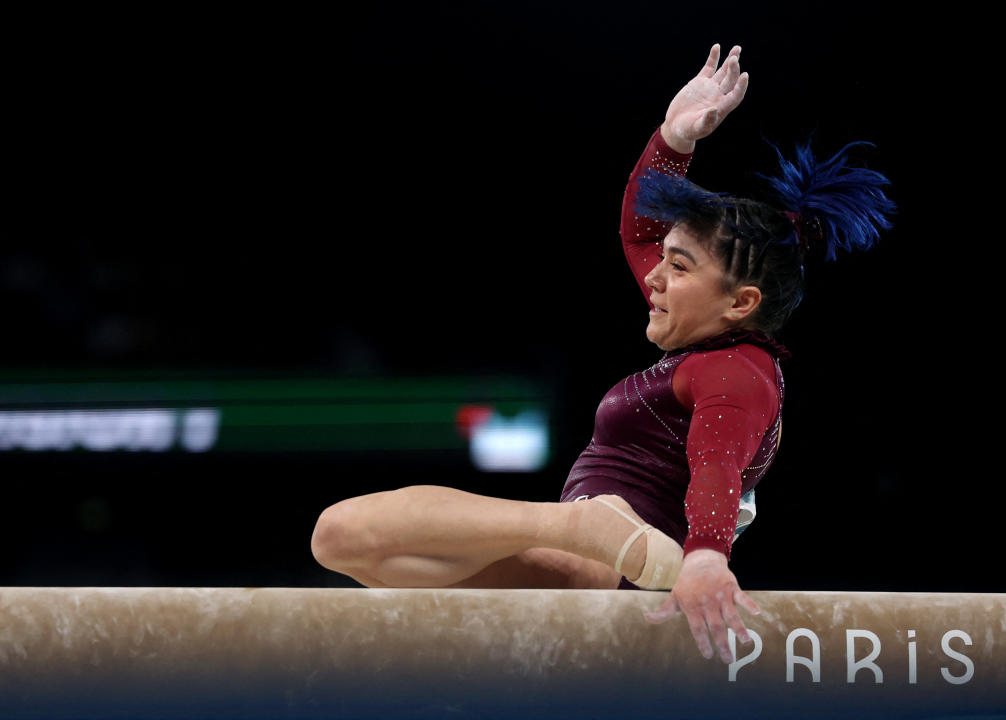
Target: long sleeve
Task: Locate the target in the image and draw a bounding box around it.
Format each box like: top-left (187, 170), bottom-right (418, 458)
top-left (674, 347), bottom-right (780, 559)
top-left (620, 128), bottom-right (692, 308)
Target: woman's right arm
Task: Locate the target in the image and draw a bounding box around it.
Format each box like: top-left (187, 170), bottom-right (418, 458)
top-left (620, 130), bottom-right (692, 305)
top-left (620, 44), bottom-right (749, 306)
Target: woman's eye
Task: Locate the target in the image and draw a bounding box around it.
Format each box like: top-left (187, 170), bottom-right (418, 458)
top-left (657, 252), bottom-right (685, 271)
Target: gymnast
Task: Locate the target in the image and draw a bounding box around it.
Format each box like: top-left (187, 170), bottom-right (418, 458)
top-left (311, 44), bottom-right (894, 664)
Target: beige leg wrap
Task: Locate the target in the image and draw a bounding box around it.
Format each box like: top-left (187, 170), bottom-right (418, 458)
top-left (592, 497), bottom-right (683, 590)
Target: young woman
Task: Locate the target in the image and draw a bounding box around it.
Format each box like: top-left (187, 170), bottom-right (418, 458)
top-left (311, 44), bottom-right (893, 665)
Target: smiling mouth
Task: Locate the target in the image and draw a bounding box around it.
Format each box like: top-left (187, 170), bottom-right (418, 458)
top-left (650, 306), bottom-right (668, 314)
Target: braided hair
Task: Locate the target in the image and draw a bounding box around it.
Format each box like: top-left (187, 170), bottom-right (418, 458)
top-left (633, 142), bottom-right (896, 333)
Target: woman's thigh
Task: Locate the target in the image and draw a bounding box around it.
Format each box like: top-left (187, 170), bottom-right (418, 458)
top-left (342, 548), bottom-right (620, 589)
top-left (445, 548), bottom-right (622, 589)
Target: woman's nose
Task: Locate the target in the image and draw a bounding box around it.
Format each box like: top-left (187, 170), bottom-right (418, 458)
top-left (644, 263), bottom-right (664, 291)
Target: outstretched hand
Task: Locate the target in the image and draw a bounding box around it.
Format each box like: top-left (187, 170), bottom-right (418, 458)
top-left (643, 548), bottom-right (760, 664)
top-left (661, 44), bottom-right (749, 155)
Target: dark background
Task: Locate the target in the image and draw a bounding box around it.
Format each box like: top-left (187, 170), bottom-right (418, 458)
top-left (2, 3), bottom-right (995, 591)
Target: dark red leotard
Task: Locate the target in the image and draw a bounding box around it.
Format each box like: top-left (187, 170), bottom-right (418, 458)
top-left (559, 128), bottom-right (788, 587)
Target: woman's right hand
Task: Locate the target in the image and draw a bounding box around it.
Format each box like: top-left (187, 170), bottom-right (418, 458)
top-left (643, 548), bottom-right (760, 664)
top-left (661, 44), bottom-right (749, 154)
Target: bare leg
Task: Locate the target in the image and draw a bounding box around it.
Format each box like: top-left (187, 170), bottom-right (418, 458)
top-left (321, 547), bottom-right (620, 590)
top-left (310, 485), bottom-right (651, 588)
top-left (443, 548), bottom-right (622, 589)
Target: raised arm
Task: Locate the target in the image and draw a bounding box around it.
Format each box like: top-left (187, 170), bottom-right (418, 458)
top-left (621, 44), bottom-right (749, 307)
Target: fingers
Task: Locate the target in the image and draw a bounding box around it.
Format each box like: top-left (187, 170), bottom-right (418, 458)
top-left (685, 592), bottom-right (755, 664)
top-left (649, 596), bottom-right (716, 659)
top-left (702, 600), bottom-right (731, 663)
top-left (722, 71), bottom-right (749, 112)
top-left (716, 54), bottom-right (740, 92)
top-left (711, 45), bottom-right (742, 85)
top-left (686, 604), bottom-right (715, 660)
top-left (721, 597), bottom-right (751, 645)
top-left (734, 588), bottom-right (761, 617)
top-left (670, 593), bottom-right (723, 662)
top-left (709, 46), bottom-right (747, 117)
top-left (697, 43), bottom-right (721, 78)
top-left (643, 592), bottom-right (679, 623)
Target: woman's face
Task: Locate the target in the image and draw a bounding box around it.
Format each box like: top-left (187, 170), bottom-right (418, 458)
top-left (644, 224), bottom-right (740, 351)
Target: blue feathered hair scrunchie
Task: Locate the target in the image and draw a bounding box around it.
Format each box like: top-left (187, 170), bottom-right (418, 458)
top-left (760, 141), bottom-right (896, 261)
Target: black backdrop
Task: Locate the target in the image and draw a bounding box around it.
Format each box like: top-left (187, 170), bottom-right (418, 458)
top-left (3, 3), bottom-right (996, 591)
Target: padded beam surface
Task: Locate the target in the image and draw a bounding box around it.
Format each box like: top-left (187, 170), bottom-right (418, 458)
top-left (1, 587), bottom-right (1003, 719)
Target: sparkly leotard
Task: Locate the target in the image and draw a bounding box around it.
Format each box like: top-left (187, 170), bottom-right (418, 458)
top-left (558, 128), bottom-right (788, 589)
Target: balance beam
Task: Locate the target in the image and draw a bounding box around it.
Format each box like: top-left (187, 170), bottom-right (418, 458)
top-left (1, 588), bottom-right (1003, 719)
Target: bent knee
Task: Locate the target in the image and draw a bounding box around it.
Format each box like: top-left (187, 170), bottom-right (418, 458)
top-left (310, 498), bottom-right (383, 571)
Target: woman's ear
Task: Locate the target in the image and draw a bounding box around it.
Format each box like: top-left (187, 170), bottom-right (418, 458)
top-left (727, 285), bottom-right (762, 322)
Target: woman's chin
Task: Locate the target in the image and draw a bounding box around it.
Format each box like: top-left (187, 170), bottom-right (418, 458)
top-left (645, 328), bottom-right (672, 351)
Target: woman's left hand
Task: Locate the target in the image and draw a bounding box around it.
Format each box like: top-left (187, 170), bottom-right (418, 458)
top-left (661, 44), bottom-right (749, 154)
top-left (643, 548), bottom-right (760, 663)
